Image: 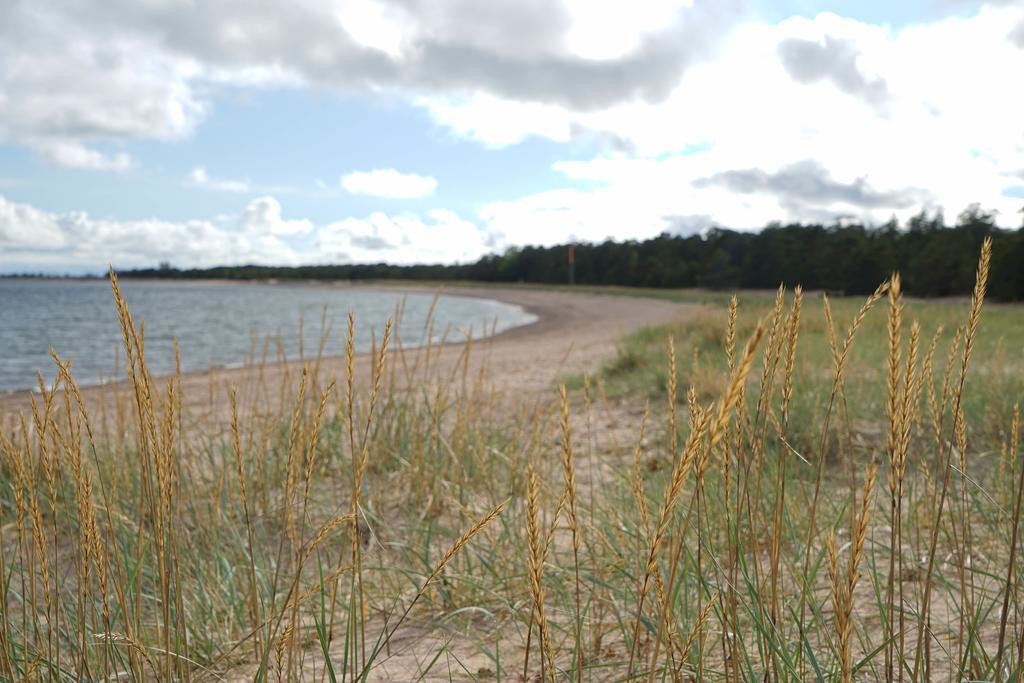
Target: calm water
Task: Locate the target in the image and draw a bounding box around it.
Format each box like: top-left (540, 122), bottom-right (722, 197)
top-left (0, 279), bottom-right (536, 393)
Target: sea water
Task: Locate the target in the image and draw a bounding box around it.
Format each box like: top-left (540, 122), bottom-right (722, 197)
top-left (0, 279), bottom-right (536, 392)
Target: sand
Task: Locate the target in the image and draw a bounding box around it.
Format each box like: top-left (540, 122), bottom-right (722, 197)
top-left (0, 284), bottom-right (698, 679)
top-left (0, 283), bottom-right (698, 425)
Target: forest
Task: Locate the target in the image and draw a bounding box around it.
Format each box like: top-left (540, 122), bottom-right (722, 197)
top-left (124, 205), bottom-right (1024, 300)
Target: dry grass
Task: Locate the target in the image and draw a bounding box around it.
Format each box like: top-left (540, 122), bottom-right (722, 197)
top-left (1, 239), bottom-right (1023, 681)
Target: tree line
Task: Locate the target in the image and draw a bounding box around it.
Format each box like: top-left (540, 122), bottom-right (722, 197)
top-left (124, 205), bottom-right (1024, 300)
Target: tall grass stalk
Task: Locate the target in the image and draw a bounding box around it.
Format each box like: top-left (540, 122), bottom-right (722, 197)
top-left (1, 243), bottom-right (1021, 680)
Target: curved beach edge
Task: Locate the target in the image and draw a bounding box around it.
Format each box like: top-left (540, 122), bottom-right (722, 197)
top-left (0, 282), bottom-right (699, 422)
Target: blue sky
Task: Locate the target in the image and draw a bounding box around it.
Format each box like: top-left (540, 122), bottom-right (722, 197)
top-left (753, 0), bottom-right (989, 26)
top-left (1, 0), bottom-right (1022, 273)
top-left (1, 91), bottom-right (593, 223)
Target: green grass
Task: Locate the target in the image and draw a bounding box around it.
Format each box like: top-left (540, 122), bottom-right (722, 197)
top-left (360, 277), bottom-right (740, 306)
top-left (591, 290), bottom-right (1023, 455)
top-left (2, 247), bottom-right (1023, 681)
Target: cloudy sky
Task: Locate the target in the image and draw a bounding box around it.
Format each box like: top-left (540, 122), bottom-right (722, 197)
top-left (1, 0), bottom-right (1023, 273)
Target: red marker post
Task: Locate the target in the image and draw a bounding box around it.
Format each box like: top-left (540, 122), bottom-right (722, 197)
top-left (567, 244), bottom-right (575, 285)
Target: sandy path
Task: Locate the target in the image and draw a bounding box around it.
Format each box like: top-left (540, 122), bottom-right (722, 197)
top-left (424, 285), bottom-right (695, 392)
top-left (0, 285), bottom-right (697, 680)
top-left (0, 284), bottom-right (697, 425)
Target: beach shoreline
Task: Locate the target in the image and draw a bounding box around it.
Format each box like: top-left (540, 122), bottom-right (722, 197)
top-left (0, 281), bottom-right (697, 421)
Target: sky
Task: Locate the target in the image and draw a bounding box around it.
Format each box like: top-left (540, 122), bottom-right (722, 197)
top-left (1, 0), bottom-right (1023, 273)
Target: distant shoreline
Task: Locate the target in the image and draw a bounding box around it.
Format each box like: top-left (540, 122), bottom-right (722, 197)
top-left (0, 274), bottom-right (104, 281)
top-left (0, 279), bottom-right (545, 400)
top-left (0, 284), bottom-right (697, 424)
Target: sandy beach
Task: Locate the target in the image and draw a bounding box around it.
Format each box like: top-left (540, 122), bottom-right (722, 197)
top-left (0, 283), bottom-right (697, 425)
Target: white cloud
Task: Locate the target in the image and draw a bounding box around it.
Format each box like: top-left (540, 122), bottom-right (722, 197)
top-left (0, 2), bottom-right (206, 170)
top-left (0, 194), bottom-right (69, 248)
top-left (317, 209), bottom-right (489, 263)
top-left (0, 194), bottom-right (488, 272)
top-left (334, 0), bottom-right (411, 58)
top-left (561, 0), bottom-right (694, 60)
top-left (428, 4), bottom-right (1024, 232)
top-left (417, 93), bottom-right (575, 148)
top-left (240, 196), bottom-right (313, 236)
top-left (37, 142), bottom-right (133, 172)
top-left (0, 0), bottom-right (736, 172)
top-left (341, 169), bottom-right (439, 199)
top-left (2, 0), bottom-right (1024, 266)
top-left (0, 194), bottom-right (308, 271)
top-left (186, 166), bottom-right (251, 193)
